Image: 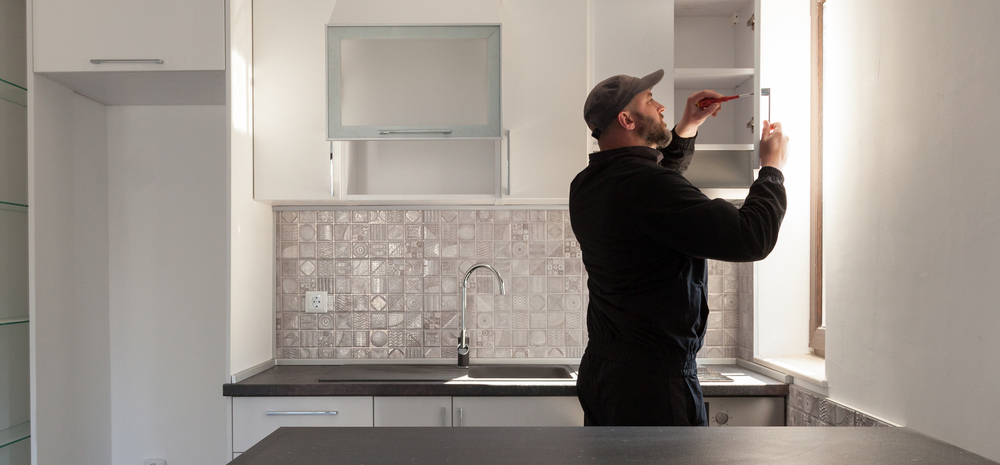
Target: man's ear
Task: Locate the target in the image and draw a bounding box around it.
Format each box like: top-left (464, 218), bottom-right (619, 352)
top-left (617, 111), bottom-right (635, 132)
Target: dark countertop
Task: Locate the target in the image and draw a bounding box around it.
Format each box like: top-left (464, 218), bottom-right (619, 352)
top-left (229, 426), bottom-right (998, 465)
top-left (223, 364), bottom-right (788, 397)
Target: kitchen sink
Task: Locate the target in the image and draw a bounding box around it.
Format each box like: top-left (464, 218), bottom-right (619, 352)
top-left (466, 365), bottom-right (574, 379)
top-left (317, 364), bottom-right (575, 382)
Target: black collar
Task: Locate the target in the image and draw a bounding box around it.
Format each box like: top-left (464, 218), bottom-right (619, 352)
top-left (588, 146), bottom-right (660, 165)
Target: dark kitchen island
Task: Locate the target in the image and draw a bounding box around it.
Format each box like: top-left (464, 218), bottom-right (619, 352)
top-left (228, 426), bottom-right (997, 464)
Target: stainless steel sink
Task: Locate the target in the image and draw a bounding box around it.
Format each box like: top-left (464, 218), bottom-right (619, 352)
top-left (317, 364), bottom-right (575, 382)
top-left (467, 365), bottom-right (574, 379)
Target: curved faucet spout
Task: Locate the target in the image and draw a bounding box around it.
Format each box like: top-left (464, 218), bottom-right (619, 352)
top-left (458, 263), bottom-right (506, 367)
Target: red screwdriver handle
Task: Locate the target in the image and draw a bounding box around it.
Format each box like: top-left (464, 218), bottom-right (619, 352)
top-left (697, 95), bottom-right (739, 109)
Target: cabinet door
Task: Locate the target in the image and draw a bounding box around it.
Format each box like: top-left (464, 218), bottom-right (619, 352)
top-left (452, 397), bottom-right (583, 427)
top-left (374, 396), bottom-right (451, 427)
top-left (500, 0), bottom-right (588, 203)
top-left (253, 0), bottom-right (340, 203)
top-left (704, 396), bottom-right (784, 426)
top-left (32, 0), bottom-right (224, 73)
top-left (232, 396), bottom-right (373, 452)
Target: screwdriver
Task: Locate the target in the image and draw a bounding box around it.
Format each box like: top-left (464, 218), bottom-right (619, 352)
top-left (697, 92), bottom-right (753, 109)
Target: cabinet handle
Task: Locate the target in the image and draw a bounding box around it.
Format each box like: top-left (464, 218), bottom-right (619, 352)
top-left (265, 411), bottom-right (339, 416)
top-left (90, 59), bottom-right (164, 64)
top-left (505, 129), bottom-right (511, 196)
top-left (458, 407), bottom-right (464, 427)
top-left (376, 129), bottom-right (453, 135)
top-left (442, 407), bottom-right (448, 427)
top-left (329, 142), bottom-right (335, 197)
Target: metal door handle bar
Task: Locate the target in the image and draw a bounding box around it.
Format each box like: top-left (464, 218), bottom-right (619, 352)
top-left (90, 59), bottom-right (164, 64)
top-left (265, 411), bottom-right (338, 416)
top-left (377, 129), bottom-right (453, 135)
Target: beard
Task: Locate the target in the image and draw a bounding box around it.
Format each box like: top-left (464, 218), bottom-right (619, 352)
top-left (635, 113), bottom-right (672, 148)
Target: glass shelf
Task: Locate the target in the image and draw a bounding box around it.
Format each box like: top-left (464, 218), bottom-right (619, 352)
top-left (0, 79), bottom-right (27, 107)
top-left (0, 422), bottom-right (29, 449)
top-left (0, 317), bottom-right (28, 327)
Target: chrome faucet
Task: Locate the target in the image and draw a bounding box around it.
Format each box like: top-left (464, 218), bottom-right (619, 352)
top-left (458, 263), bottom-right (506, 368)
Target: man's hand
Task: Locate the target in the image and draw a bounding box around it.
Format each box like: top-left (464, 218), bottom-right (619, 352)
top-left (759, 120), bottom-right (789, 170)
top-left (675, 90), bottom-right (724, 138)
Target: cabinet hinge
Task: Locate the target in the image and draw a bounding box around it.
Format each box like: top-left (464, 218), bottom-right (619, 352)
top-left (747, 13), bottom-right (755, 31)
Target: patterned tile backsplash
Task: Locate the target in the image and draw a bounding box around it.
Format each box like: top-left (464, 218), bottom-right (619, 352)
top-left (275, 209), bottom-right (753, 361)
top-left (787, 385), bottom-right (897, 427)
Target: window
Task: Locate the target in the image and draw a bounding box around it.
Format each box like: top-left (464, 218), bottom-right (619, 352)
top-left (809, 0), bottom-right (826, 357)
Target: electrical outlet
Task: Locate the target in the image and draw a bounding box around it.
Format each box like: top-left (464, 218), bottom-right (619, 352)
top-left (143, 459), bottom-right (166, 465)
top-left (305, 291), bottom-right (328, 313)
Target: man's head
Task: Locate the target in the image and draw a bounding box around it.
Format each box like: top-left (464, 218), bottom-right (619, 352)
top-left (584, 69), bottom-right (669, 149)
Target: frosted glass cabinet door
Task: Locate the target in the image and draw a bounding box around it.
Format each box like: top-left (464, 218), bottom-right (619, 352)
top-left (327, 25), bottom-right (501, 139)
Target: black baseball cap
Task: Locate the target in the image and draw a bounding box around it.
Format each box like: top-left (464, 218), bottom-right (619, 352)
top-left (584, 69), bottom-right (665, 139)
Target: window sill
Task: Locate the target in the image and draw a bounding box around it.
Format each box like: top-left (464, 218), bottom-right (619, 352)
top-left (753, 354), bottom-right (828, 394)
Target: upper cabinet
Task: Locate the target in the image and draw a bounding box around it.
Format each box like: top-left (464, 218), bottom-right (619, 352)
top-left (327, 25), bottom-right (502, 140)
top-left (31, 0), bottom-right (226, 104)
top-left (253, 0), bottom-right (588, 205)
top-left (673, 0), bottom-right (760, 197)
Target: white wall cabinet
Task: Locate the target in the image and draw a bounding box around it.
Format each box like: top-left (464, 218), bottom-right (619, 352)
top-left (31, 0), bottom-right (225, 104)
top-left (252, 0), bottom-right (589, 205)
top-left (232, 396), bottom-right (374, 453)
top-left (498, 0), bottom-right (589, 204)
top-left (452, 396), bottom-right (584, 427)
top-left (374, 396), bottom-right (452, 427)
top-left (673, 0), bottom-right (760, 198)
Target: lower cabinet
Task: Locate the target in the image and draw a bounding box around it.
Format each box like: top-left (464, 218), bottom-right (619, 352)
top-left (374, 396), bottom-right (452, 427)
top-left (232, 395), bottom-right (586, 453)
top-left (451, 396), bottom-right (584, 427)
top-left (232, 396), bottom-right (374, 453)
top-left (704, 397), bottom-right (785, 426)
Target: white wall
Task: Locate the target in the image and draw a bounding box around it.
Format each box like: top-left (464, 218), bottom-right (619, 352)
top-left (229, 0), bottom-right (274, 375)
top-left (823, 1), bottom-right (1000, 461)
top-left (106, 105), bottom-right (229, 464)
top-left (29, 74), bottom-right (111, 465)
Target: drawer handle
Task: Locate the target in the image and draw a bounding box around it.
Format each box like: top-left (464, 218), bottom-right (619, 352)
top-left (90, 59), bottom-right (164, 64)
top-left (265, 411), bottom-right (339, 416)
top-left (377, 129), bottom-right (453, 135)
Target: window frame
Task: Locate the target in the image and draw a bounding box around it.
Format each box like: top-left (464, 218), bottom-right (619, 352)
top-left (809, 0), bottom-right (826, 357)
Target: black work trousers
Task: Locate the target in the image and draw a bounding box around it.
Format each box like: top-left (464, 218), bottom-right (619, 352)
top-left (576, 351), bottom-right (708, 426)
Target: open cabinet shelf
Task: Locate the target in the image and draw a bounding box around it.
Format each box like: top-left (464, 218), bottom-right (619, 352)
top-left (674, 0), bottom-right (759, 190)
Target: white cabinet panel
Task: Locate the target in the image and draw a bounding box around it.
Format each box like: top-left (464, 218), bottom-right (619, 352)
top-left (0, 96), bottom-right (27, 206)
top-left (32, 0), bottom-right (224, 72)
top-left (452, 396), bottom-right (583, 427)
top-left (374, 396), bottom-right (451, 427)
top-left (232, 396), bottom-right (373, 452)
top-left (704, 396), bottom-right (784, 426)
top-left (31, 0), bottom-right (225, 104)
top-left (501, 0), bottom-right (589, 203)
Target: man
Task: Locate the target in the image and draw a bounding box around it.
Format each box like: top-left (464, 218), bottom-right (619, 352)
top-left (570, 69), bottom-right (789, 426)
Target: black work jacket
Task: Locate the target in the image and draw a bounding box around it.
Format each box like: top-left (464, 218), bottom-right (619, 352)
top-left (568, 130), bottom-right (786, 375)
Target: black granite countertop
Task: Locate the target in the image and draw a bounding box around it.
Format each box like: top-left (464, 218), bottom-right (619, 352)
top-left (223, 363), bottom-right (788, 397)
top-left (229, 426), bottom-right (998, 465)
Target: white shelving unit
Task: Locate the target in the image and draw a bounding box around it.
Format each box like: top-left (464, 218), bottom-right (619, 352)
top-left (674, 0), bottom-right (760, 197)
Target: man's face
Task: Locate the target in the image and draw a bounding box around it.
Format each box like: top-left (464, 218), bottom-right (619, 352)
top-left (628, 91), bottom-right (670, 148)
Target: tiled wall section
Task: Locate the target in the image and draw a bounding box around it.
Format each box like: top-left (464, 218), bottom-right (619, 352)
top-left (275, 209), bottom-right (752, 360)
top-left (787, 385), bottom-right (896, 427)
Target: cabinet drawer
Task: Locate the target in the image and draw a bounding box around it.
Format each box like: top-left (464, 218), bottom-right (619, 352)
top-left (374, 396), bottom-right (451, 427)
top-left (452, 396), bottom-right (583, 427)
top-left (233, 396), bottom-right (373, 452)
